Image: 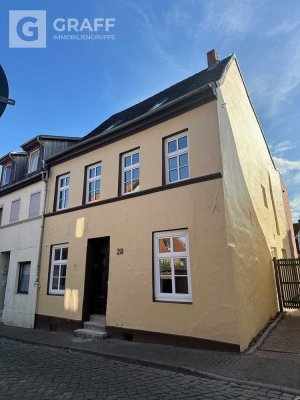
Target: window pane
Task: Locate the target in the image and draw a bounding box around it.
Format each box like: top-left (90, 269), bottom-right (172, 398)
top-left (4, 165), bottom-right (12, 184)
top-left (159, 259), bottom-right (171, 274)
top-left (160, 277), bottom-right (172, 293)
top-left (96, 166), bottom-right (101, 176)
top-left (60, 277), bottom-right (66, 291)
top-left (132, 168), bottom-right (139, 180)
top-left (124, 182), bottom-right (132, 193)
top-left (54, 248), bottom-right (61, 261)
top-left (60, 178), bottom-right (65, 188)
top-left (173, 237), bottom-right (187, 252)
top-left (124, 156), bottom-right (131, 167)
top-left (60, 264), bottom-right (67, 277)
top-left (159, 238), bottom-right (171, 253)
top-left (52, 278), bottom-right (59, 290)
top-left (175, 277), bottom-right (188, 294)
top-left (179, 153), bottom-right (188, 167)
top-left (132, 179), bottom-right (139, 191)
top-left (61, 248), bottom-right (68, 261)
top-left (132, 152), bottom-right (139, 165)
top-left (174, 258), bottom-right (187, 275)
top-left (89, 181), bottom-right (95, 193)
top-left (178, 136), bottom-right (188, 150)
top-left (167, 140), bottom-right (177, 153)
top-left (124, 171), bottom-right (131, 183)
top-left (95, 179), bottom-right (101, 192)
top-left (169, 169), bottom-right (178, 182)
top-left (89, 168), bottom-right (96, 179)
top-left (66, 177), bottom-right (70, 186)
top-left (53, 265), bottom-right (60, 276)
top-left (179, 166), bottom-right (189, 180)
top-left (19, 263), bottom-right (30, 293)
top-left (168, 157), bottom-right (177, 170)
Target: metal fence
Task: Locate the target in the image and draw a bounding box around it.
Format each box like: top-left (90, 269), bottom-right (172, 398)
top-left (273, 258), bottom-right (300, 310)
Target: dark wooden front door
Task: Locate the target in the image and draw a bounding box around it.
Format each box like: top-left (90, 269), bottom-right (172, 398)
top-left (83, 237), bottom-right (110, 319)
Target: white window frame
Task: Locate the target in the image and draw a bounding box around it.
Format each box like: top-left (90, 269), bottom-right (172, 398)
top-left (121, 149), bottom-right (140, 195)
top-left (56, 174), bottom-right (70, 211)
top-left (49, 244), bottom-right (68, 295)
top-left (27, 149), bottom-right (40, 174)
top-left (154, 230), bottom-right (192, 302)
top-left (165, 132), bottom-right (190, 184)
top-left (2, 163), bottom-right (12, 185)
top-left (86, 162), bottom-right (102, 204)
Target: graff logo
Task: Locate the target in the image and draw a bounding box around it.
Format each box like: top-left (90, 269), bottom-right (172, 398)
top-left (9, 11), bottom-right (47, 48)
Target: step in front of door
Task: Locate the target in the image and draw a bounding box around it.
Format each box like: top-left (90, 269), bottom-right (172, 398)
top-left (73, 328), bottom-right (108, 340)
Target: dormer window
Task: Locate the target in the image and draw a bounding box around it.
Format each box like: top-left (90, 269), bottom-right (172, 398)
top-left (2, 164), bottom-right (12, 185)
top-left (28, 149), bottom-right (39, 174)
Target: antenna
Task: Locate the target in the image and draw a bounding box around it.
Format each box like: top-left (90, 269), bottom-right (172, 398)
top-left (0, 64), bottom-right (15, 118)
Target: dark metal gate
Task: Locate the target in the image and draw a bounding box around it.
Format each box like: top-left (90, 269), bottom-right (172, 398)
top-left (273, 258), bottom-right (300, 311)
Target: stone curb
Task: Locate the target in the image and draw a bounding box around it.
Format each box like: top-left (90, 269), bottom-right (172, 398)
top-left (245, 312), bottom-right (284, 355)
top-left (1, 332), bottom-right (300, 396)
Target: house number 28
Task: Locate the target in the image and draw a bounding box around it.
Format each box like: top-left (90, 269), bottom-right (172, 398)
top-left (117, 248), bottom-right (124, 255)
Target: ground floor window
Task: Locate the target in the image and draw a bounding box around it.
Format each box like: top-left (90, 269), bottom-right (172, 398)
top-left (153, 230), bottom-right (192, 302)
top-left (17, 262), bottom-right (31, 294)
top-left (49, 245), bottom-right (68, 295)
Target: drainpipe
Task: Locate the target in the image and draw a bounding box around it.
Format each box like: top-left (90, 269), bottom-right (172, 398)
top-left (33, 138), bottom-right (48, 327)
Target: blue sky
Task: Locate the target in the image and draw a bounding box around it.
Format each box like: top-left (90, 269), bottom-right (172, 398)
top-left (0, 0), bottom-right (299, 220)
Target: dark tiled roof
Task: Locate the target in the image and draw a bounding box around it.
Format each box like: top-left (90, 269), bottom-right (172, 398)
top-left (83, 55), bottom-right (233, 141)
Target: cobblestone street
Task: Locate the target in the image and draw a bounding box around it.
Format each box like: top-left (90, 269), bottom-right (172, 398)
top-left (0, 339), bottom-right (296, 400)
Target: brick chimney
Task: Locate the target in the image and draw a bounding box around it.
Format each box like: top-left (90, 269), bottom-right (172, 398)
top-left (207, 49), bottom-right (219, 68)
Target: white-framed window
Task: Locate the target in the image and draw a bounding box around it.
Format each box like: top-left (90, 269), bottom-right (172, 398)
top-left (27, 149), bottom-right (40, 173)
top-left (121, 150), bottom-right (140, 195)
top-left (56, 174), bottom-right (70, 211)
top-left (10, 199), bottom-right (21, 223)
top-left (154, 230), bottom-right (192, 302)
top-left (28, 191), bottom-right (41, 218)
top-left (2, 164), bottom-right (12, 185)
top-left (49, 245), bottom-right (68, 295)
top-left (165, 132), bottom-right (189, 184)
top-left (86, 163), bottom-right (101, 203)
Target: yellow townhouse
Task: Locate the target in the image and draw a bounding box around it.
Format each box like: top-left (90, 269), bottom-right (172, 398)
top-left (35, 50), bottom-right (296, 351)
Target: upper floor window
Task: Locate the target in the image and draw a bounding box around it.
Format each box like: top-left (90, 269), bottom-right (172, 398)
top-left (29, 191), bottom-right (41, 218)
top-left (2, 164), bottom-right (12, 185)
top-left (86, 163), bottom-right (101, 203)
top-left (56, 174), bottom-right (70, 211)
top-left (153, 229), bottom-right (192, 302)
top-left (28, 149), bottom-right (39, 173)
top-left (10, 199), bottom-right (21, 223)
top-left (165, 132), bottom-right (189, 184)
top-left (121, 150), bottom-right (140, 195)
top-left (49, 245), bottom-right (68, 295)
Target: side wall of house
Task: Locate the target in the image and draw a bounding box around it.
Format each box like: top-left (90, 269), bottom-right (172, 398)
top-left (218, 59), bottom-right (292, 350)
top-left (0, 180), bottom-right (45, 328)
top-left (37, 103), bottom-right (240, 346)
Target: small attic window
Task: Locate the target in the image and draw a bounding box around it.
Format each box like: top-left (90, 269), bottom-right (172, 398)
top-left (2, 164), bottom-right (12, 185)
top-left (28, 149), bottom-right (40, 174)
top-left (150, 98), bottom-right (168, 111)
top-left (103, 120), bottom-right (122, 132)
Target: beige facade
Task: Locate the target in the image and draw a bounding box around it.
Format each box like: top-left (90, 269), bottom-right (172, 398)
top-left (37, 55), bottom-right (295, 350)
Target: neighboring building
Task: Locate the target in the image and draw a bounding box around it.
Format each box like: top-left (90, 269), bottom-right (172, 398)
top-left (0, 135), bottom-right (80, 328)
top-left (294, 220), bottom-right (300, 256)
top-left (35, 50), bottom-right (296, 351)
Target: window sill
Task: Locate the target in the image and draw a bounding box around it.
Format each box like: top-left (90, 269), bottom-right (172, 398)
top-left (154, 297), bottom-right (192, 304)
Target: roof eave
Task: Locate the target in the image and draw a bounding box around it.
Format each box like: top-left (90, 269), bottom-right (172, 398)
top-left (46, 84), bottom-right (217, 166)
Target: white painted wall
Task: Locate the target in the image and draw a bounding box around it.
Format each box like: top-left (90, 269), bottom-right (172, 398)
top-left (0, 180), bottom-right (46, 328)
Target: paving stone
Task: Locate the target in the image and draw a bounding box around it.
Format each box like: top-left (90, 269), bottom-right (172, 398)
top-left (0, 338), bottom-right (296, 400)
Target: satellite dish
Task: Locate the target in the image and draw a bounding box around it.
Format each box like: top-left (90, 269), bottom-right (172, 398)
top-left (0, 65), bottom-right (15, 118)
